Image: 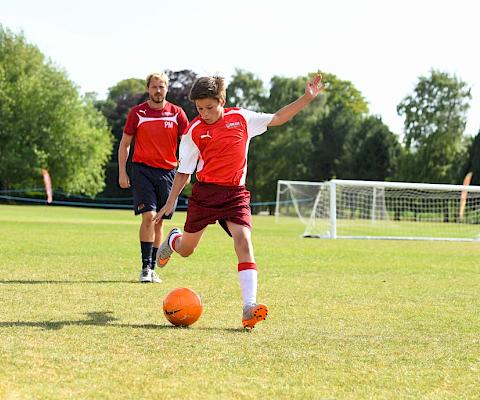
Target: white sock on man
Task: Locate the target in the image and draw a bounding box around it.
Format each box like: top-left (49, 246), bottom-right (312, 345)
top-left (238, 262), bottom-right (257, 307)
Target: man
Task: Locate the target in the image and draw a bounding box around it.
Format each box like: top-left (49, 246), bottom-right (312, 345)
top-left (118, 72), bottom-right (189, 283)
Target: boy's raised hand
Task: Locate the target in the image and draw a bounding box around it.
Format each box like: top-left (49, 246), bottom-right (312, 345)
top-left (305, 74), bottom-right (325, 98)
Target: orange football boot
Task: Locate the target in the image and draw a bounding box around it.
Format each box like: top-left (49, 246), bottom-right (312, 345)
top-left (242, 303), bottom-right (268, 330)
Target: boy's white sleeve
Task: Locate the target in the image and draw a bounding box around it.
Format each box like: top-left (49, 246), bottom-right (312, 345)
top-left (240, 109), bottom-right (274, 138)
top-left (177, 128), bottom-right (199, 174)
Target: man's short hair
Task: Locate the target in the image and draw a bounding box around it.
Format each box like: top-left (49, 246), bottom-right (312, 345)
top-left (189, 76), bottom-right (226, 102)
top-left (146, 72), bottom-right (169, 88)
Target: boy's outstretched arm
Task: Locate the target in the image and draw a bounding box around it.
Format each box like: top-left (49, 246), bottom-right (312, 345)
top-left (268, 74), bottom-right (325, 127)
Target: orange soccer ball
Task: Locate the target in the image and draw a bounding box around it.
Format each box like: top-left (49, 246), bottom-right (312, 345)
top-left (163, 287), bottom-right (203, 327)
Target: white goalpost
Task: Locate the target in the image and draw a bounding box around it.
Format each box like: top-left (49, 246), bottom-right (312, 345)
top-left (275, 179), bottom-right (480, 241)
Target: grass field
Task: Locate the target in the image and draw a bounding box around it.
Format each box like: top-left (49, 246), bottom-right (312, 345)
top-left (300, 216), bottom-right (480, 240)
top-left (1, 205), bottom-right (479, 399)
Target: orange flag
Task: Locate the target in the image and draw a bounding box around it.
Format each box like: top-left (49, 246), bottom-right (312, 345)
top-left (459, 172), bottom-right (472, 219)
top-left (42, 169), bottom-right (53, 204)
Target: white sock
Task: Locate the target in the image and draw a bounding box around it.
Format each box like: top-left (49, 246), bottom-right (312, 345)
top-left (168, 233), bottom-right (182, 251)
top-left (238, 269), bottom-right (257, 307)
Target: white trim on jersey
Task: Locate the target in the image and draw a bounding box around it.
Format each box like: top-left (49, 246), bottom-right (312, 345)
top-left (136, 113), bottom-right (179, 127)
top-left (224, 109), bottom-right (274, 138)
top-left (177, 119), bottom-right (202, 175)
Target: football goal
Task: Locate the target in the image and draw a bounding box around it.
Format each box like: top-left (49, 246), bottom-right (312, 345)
top-left (275, 179), bottom-right (480, 241)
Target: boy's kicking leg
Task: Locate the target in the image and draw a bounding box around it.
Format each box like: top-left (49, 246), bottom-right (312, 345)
top-left (156, 228), bottom-right (206, 266)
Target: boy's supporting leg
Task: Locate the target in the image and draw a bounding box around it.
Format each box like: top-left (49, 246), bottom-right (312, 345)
top-left (238, 262), bottom-right (257, 307)
top-left (226, 221), bottom-right (268, 329)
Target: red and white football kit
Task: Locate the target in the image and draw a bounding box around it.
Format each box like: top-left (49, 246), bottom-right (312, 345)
top-left (177, 108), bottom-right (273, 234)
top-left (178, 108), bottom-right (273, 185)
top-left (124, 101), bottom-right (189, 170)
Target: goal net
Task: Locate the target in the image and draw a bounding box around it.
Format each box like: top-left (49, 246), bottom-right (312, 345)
top-left (276, 179), bottom-right (480, 241)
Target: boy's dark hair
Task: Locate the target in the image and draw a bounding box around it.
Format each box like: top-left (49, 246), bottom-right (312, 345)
top-left (189, 76), bottom-right (226, 102)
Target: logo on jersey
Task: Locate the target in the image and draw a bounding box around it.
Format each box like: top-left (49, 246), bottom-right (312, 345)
top-left (226, 121), bottom-right (241, 129)
top-left (138, 109), bottom-right (147, 115)
top-left (200, 131), bottom-right (212, 139)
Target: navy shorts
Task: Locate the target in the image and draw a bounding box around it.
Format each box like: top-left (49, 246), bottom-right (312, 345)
top-left (184, 182), bottom-right (252, 236)
top-left (130, 163), bottom-right (177, 217)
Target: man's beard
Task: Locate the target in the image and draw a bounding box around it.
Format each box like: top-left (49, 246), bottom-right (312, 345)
top-left (150, 94), bottom-right (164, 103)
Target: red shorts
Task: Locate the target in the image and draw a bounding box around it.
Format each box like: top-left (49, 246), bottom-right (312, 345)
top-left (184, 182), bottom-right (252, 236)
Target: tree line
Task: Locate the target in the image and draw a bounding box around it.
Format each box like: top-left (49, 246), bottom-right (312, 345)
top-left (1, 25), bottom-right (479, 208)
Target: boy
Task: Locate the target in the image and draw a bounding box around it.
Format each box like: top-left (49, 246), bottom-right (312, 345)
top-left (153, 73), bottom-right (324, 328)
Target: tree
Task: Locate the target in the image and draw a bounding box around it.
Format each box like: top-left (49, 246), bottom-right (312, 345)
top-left (166, 69), bottom-right (198, 120)
top-left (397, 70), bottom-right (471, 183)
top-left (229, 71), bottom-right (369, 209)
top-left (226, 69), bottom-right (266, 110)
top-left (97, 78), bottom-right (147, 143)
top-left (0, 26), bottom-right (113, 195)
top-left (309, 72), bottom-right (368, 182)
top-left (247, 74), bottom-right (317, 206)
top-left (339, 115), bottom-right (401, 181)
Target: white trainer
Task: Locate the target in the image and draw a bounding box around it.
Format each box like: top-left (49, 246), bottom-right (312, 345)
top-left (150, 269), bottom-right (162, 283)
top-left (139, 268), bottom-right (152, 283)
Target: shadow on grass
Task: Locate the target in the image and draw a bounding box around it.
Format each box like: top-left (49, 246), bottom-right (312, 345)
top-left (0, 311), bottom-right (248, 333)
top-left (0, 280), bottom-right (136, 284)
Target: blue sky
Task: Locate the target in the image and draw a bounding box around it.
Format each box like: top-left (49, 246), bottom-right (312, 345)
top-left (2, 0), bottom-right (479, 136)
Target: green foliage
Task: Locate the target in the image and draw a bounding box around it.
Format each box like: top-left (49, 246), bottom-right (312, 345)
top-left (0, 26), bottom-right (113, 195)
top-left (340, 115), bottom-right (401, 181)
top-left (249, 72), bottom-right (372, 205)
top-left (97, 78), bottom-right (147, 143)
top-left (247, 75), bottom-right (318, 204)
top-left (166, 69), bottom-right (199, 120)
top-left (6, 23), bottom-right (474, 202)
top-left (321, 72), bottom-right (369, 115)
top-left (397, 70), bottom-right (471, 183)
top-left (309, 73), bottom-right (369, 181)
top-left (226, 69), bottom-right (266, 110)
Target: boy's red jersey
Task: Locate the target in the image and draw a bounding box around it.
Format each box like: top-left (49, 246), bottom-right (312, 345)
top-left (123, 101), bottom-right (189, 169)
top-left (178, 108), bottom-right (273, 186)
